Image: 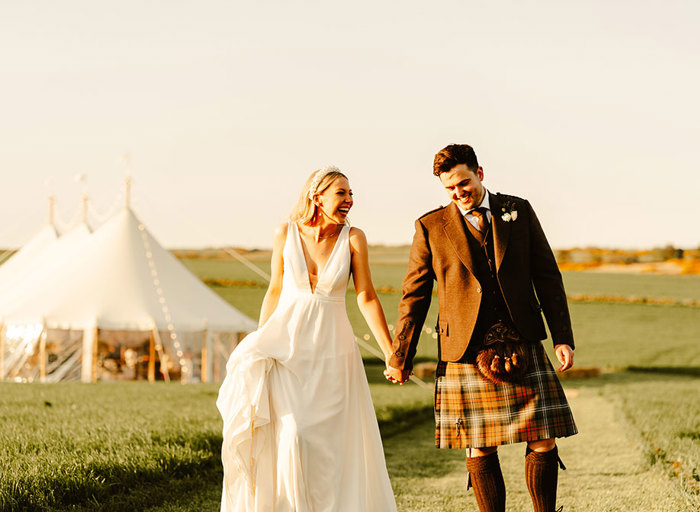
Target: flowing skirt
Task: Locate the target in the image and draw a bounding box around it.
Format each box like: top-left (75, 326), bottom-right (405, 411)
top-left (217, 296), bottom-right (397, 512)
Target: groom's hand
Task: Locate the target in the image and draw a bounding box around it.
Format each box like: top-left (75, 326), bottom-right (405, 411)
top-left (384, 365), bottom-right (411, 385)
top-left (555, 344), bottom-right (574, 372)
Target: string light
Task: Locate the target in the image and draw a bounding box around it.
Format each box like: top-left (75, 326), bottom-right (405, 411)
top-left (137, 223), bottom-right (187, 378)
top-left (356, 324), bottom-right (439, 348)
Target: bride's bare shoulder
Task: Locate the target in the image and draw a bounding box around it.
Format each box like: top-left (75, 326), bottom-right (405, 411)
top-left (273, 222), bottom-right (290, 247)
top-left (348, 227), bottom-right (367, 250)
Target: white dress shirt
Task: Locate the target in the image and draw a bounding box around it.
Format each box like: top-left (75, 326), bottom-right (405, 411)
top-left (459, 189), bottom-right (492, 231)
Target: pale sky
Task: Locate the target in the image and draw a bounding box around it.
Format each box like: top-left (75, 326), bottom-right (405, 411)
top-left (1, 0), bottom-right (698, 250)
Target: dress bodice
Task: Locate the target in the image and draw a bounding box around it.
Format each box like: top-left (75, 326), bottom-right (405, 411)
top-left (282, 222), bottom-right (351, 301)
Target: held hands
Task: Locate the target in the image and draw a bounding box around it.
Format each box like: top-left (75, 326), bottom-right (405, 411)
top-left (554, 344), bottom-right (574, 372)
top-left (384, 364), bottom-right (412, 385)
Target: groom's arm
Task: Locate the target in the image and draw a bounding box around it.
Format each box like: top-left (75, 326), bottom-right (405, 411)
top-left (389, 219), bottom-right (435, 371)
top-left (525, 200), bottom-right (574, 349)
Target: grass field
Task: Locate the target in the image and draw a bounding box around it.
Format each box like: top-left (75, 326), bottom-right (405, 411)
top-left (184, 257), bottom-right (700, 368)
top-left (1, 249), bottom-right (698, 510)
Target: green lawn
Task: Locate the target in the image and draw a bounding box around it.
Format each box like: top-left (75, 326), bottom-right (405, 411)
top-left (0, 377), bottom-right (434, 511)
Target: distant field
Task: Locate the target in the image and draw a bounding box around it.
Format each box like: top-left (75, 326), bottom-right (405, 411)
top-left (181, 250), bottom-right (700, 302)
top-left (181, 251), bottom-right (700, 368)
top-left (561, 271), bottom-right (700, 303)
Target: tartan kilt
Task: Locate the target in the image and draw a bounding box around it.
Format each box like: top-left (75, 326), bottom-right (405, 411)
top-left (434, 342), bottom-right (578, 449)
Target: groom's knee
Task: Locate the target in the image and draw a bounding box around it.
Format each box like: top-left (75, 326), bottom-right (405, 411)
top-left (527, 438), bottom-right (556, 453)
top-left (469, 446), bottom-right (498, 458)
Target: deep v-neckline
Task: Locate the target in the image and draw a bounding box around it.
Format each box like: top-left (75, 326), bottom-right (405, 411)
top-left (295, 223), bottom-right (345, 294)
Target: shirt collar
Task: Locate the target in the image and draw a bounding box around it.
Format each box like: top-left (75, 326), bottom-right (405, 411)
top-left (457, 189), bottom-right (490, 215)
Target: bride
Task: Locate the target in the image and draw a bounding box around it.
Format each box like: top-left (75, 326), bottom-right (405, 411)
top-left (217, 166), bottom-right (398, 511)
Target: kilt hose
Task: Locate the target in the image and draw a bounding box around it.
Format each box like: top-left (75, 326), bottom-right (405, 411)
top-left (435, 342), bottom-right (578, 449)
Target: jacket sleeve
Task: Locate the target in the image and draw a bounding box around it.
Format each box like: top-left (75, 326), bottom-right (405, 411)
top-left (526, 200), bottom-right (575, 349)
top-left (389, 219), bottom-right (435, 370)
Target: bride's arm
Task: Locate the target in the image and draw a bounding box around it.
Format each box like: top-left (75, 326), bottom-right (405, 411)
top-left (258, 222), bottom-right (287, 327)
top-left (349, 227), bottom-right (394, 361)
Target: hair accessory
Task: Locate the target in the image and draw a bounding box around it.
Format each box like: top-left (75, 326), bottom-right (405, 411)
top-left (308, 165), bottom-right (341, 200)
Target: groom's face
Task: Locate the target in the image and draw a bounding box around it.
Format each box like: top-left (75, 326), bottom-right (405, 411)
top-left (439, 164), bottom-right (485, 211)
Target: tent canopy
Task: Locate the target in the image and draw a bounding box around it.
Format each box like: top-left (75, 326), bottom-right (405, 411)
top-left (0, 224), bottom-right (59, 290)
top-left (2, 208), bottom-right (257, 333)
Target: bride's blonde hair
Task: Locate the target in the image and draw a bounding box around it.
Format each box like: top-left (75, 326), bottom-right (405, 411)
top-left (290, 166), bottom-right (348, 225)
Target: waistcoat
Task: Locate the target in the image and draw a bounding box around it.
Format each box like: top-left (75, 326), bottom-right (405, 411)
top-left (458, 215), bottom-right (512, 363)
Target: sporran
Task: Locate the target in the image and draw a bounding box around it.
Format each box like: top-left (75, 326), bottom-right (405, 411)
top-left (475, 320), bottom-right (530, 385)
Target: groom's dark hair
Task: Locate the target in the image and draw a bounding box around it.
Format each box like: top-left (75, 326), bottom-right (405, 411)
top-left (433, 144), bottom-right (479, 176)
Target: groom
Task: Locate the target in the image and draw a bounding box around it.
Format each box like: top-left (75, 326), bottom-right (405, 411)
top-left (386, 144), bottom-right (578, 512)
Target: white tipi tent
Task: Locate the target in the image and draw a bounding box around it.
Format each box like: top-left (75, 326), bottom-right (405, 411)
top-left (0, 198), bottom-right (257, 383)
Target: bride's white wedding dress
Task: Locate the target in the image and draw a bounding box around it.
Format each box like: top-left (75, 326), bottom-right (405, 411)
top-left (217, 223), bottom-right (397, 512)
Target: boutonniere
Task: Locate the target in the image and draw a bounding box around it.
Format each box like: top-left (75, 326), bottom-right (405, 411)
top-left (500, 201), bottom-right (518, 222)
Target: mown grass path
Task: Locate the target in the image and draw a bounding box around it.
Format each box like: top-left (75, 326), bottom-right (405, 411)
top-left (386, 387), bottom-right (689, 512)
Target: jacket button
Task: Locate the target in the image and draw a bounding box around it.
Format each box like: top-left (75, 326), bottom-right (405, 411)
top-left (398, 335), bottom-right (406, 340)
top-left (476, 287), bottom-right (482, 293)
top-left (395, 350), bottom-right (404, 357)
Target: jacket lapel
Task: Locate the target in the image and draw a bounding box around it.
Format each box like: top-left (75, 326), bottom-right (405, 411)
top-left (442, 203), bottom-right (475, 276)
top-left (490, 193), bottom-right (511, 271)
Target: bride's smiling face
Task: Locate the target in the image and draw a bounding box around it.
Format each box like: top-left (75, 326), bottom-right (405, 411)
top-left (317, 177), bottom-right (353, 223)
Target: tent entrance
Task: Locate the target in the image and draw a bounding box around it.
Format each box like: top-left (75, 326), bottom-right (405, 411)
top-left (1, 325), bottom-right (247, 383)
top-left (0, 327), bottom-right (82, 383)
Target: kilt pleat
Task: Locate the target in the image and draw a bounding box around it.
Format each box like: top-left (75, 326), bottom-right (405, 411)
top-left (434, 342), bottom-right (578, 449)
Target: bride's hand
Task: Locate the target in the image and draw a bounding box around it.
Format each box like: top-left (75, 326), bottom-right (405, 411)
top-left (384, 365), bottom-right (410, 385)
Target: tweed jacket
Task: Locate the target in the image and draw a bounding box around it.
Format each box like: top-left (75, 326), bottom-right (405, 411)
top-left (389, 192), bottom-right (574, 370)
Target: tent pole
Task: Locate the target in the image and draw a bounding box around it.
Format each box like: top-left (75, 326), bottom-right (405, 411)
top-left (39, 326), bottom-right (47, 382)
top-left (0, 323), bottom-right (5, 381)
top-left (151, 328), bottom-right (170, 383)
top-left (125, 176), bottom-right (132, 209)
top-left (92, 327), bottom-right (98, 382)
top-left (201, 329), bottom-right (208, 383)
top-left (213, 332), bottom-right (221, 382)
top-left (81, 326), bottom-right (94, 382)
top-left (48, 195), bottom-right (55, 225)
top-left (148, 330), bottom-right (156, 382)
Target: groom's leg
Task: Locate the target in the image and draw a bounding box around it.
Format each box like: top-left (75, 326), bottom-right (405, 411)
top-left (466, 447), bottom-right (506, 512)
top-left (525, 439), bottom-right (565, 512)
